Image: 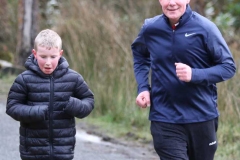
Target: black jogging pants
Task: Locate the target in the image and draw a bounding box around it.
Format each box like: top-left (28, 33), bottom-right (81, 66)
top-left (151, 118), bottom-right (218, 160)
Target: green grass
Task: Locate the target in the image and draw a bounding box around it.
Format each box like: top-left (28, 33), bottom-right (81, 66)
top-left (215, 121), bottom-right (240, 160)
top-left (82, 112), bottom-right (152, 144)
top-left (0, 75), bottom-right (15, 94)
top-left (81, 113), bottom-right (240, 160)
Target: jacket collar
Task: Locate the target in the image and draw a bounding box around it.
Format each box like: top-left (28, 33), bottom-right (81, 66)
top-left (25, 54), bottom-right (69, 78)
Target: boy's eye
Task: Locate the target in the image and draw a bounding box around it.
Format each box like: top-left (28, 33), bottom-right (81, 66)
top-left (39, 56), bottom-right (57, 59)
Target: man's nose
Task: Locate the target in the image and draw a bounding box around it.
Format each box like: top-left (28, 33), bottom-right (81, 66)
top-left (169, 0), bottom-right (176, 4)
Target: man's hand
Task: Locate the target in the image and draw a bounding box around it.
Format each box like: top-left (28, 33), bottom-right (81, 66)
top-left (136, 91), bottom-right (151, 108)
top-left (175, 62), bottom-right (192, 82)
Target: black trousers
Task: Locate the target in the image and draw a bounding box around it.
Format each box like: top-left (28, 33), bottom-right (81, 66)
top-left (151, 118), bottom-right (218, 160)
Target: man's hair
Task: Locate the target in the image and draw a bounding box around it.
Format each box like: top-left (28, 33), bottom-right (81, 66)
top-left (34, 29), bottom-right (62, 51)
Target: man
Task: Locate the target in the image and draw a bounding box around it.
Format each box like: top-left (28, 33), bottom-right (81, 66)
top-left (131, 0), bottom-right (236, 159)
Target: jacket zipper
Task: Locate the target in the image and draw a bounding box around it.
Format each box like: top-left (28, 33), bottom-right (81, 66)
top-left (49, 76), bottom-right (54, 160)
top-left (25, 128), bottom-right (28, 152)
top-left (172, 29), bottom-right (176, 62)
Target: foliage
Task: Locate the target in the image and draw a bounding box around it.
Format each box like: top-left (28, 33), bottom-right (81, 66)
top-left (1, 0), bottom-right (240, 158)
top-left (206, 0), bottom-right (240, 31)
top-left (228, 1), bottom-right (240, 30)
top-left (0, 0), bottom-right (18, 62)
top-left (56, 0), bottom-right (150, 127)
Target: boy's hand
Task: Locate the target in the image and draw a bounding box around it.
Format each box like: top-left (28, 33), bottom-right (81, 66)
top-left (175, 62), bottom-right (192, 82)
top-left (136, 91), bottom-right (151, 108)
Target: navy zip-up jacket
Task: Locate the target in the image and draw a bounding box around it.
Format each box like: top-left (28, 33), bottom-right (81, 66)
top-left (131, 5), bottom-right (236, 123)
top-left (6, 54), bottom-right (94, 160)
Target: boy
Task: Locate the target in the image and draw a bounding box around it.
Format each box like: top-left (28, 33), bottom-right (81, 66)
top-left (6, 29), bottom-right (94, 160)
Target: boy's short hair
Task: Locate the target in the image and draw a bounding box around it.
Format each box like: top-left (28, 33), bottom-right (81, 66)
top-left (34, 29), bottom-right (62, 51)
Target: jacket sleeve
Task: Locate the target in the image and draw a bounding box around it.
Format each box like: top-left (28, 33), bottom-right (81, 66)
top-left (131, 20), bottom-right (151, 94)
top-left (6, 74), bottom-right (48, 123)
top-left (63, 75), bottom-right (94, 119)
top-left (191, 23), bottom-right (236, 85)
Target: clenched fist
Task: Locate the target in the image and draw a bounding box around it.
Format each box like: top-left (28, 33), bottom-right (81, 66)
top-left (136, 91), bottom-right (151, 108)
top-left (175, 62), bottom-right (192, 82)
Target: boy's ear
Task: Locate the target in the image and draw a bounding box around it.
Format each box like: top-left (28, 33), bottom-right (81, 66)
top-left (60, 50), bottom-right (63, 56)
top-left (32, 49), bottom-right (37, 58)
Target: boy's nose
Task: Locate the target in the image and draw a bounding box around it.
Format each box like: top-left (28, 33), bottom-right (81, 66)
top-left (45, 59), bottom-right (51, 65)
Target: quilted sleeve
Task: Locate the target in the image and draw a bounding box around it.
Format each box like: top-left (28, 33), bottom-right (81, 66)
top-left (63, 74), bottom-right (94, 119)
top-left (6, 74), bottom-right (48, 122)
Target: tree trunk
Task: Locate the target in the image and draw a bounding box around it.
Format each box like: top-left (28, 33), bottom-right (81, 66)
top-left (16, 0), bottom-right (39, 66)
top-left (0, 0), bottom-right (7, 42)
top-left (189, 0), bottom-right (207, 16)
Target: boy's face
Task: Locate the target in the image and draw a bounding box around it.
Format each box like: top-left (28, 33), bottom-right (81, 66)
top-left (32, 46), bottom-right (63, 75)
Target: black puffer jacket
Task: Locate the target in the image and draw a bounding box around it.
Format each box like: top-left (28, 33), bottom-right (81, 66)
top-left (6, 55), bottom-right (94, 160)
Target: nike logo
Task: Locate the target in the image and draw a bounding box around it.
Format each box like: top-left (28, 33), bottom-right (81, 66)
top-left (209, 141), bottom-right (217, 146)
top-left (185, 33), bottom-right (196, 37)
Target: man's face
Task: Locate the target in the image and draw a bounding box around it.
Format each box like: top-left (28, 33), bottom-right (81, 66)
top-left (32, 46), bottom-right (63, 75)
top-left (159, 0), bottom-right (190, 25)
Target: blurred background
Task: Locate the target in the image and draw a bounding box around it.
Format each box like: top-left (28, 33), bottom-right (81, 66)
top-left (0, 0), bottom-right (240, 159)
